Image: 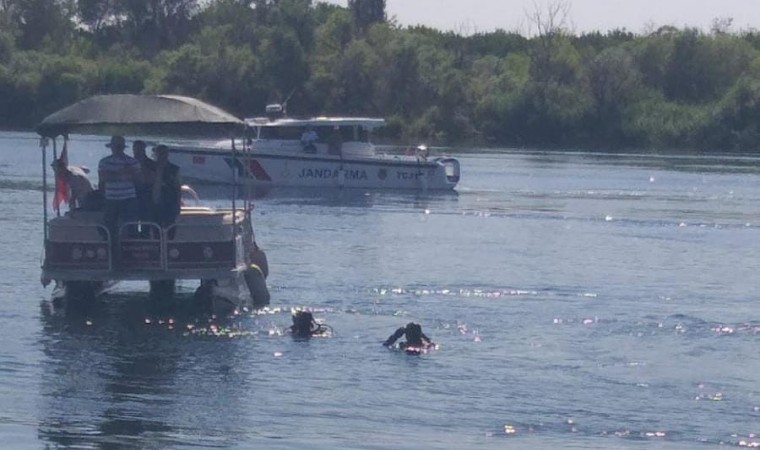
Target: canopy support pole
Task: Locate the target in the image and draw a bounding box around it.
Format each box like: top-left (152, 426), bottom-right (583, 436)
top-left (52, 138), bottom-right (60, 217)
top-left (231, 135), bottom-right (237, 255)
top-left (41, 137), bottom-right (49, 241)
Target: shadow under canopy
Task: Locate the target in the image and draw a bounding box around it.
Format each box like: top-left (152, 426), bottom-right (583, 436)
top-left (36, 94), bottom-right (245, 138)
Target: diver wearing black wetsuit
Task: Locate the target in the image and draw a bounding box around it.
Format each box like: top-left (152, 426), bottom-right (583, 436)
top-left (383, 322), bottom-right (433, 349)
top-left (290, 311), bottom-right (330, 338)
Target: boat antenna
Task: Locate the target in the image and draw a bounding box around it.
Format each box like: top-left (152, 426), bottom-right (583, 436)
top-left (265, 88), bottom-right (297, 121)
top-left (282, 88), bottom-right (297, 116)
top-left (40, 136), bottom-right (49, 241)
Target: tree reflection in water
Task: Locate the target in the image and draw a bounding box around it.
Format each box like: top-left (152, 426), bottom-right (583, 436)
top-left (37, 294), bottom-right (258, 449)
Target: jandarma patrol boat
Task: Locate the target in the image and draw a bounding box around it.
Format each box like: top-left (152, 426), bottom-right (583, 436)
top-left (36, 94), bottom-right (270, 311)
top-left (166, 104), bottom-right (461, 190)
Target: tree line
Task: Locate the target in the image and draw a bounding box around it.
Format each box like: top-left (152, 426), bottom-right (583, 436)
top-left (2, 0), bottom-right (760, 151)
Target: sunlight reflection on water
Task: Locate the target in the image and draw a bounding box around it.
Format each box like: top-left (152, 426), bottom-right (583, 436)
top-left (2, 133), bottom-right (760, 448)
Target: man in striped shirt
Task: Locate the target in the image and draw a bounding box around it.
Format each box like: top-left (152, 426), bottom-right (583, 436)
top-left (98, 135), bottom-right (140, 251)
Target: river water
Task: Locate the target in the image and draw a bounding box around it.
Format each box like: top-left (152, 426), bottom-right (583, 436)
top-left (0, 131), bottom-right (759, 449)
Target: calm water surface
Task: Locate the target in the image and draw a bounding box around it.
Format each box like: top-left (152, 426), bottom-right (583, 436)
top-left (0, 132), bottom-right (759, 449)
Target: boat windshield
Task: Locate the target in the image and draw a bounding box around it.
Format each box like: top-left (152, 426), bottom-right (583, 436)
top-left (258, 125), bottom-right (369, 142)
top-left (259, 126), bottom-right (301, 140)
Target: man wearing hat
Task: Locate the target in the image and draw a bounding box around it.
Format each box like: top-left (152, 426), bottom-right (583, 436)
top-left (98, 135), bottom-right (140, 256)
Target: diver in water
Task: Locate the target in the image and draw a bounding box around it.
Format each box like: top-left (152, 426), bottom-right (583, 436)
top-left (290, 310), bottom-right (330, 338)
top-left (383, 322), bottom-right (434, 350)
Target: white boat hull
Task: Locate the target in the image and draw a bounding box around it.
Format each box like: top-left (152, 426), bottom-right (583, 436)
top-left (167, 147), bottom-right (460, 190)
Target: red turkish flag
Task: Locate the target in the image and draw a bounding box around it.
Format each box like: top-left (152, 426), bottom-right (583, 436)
top-left (52, 140), bottom-right (70, 213)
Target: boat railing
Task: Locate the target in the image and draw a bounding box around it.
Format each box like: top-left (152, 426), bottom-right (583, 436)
top-left (44, 222), bottom-right (113, 271)
top-left (45, 216), bottom-right (246, 274)
top-left (164, 220), bottom-right (242, 270)
top-left (118, 220), bottom-right (243, 272)
top-left (117, 222), bottom-right (164, 271)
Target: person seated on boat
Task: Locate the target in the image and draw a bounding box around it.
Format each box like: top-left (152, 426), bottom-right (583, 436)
top-left (300, 126), bottom-right (318, 153)
top-left (383, 322), bottom-right (434, 349)
top-left (98, 135), bottom-right (140, 244)
top-left (327, 126), bottom-right (343, 156)
top-left (151, 144), bottom-right (182, 231)
top-left (415, 145), bottom-right (429, 162)
top-left (51, 159), bottom-right (94, 210)
top-left (131, 140), bottom-right (156, 223)
top-left (289, 310), bottom-right (330, 338)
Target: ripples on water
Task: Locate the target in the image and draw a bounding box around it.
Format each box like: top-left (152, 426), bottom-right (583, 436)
top-left (1, 133), bottom-right (760, 448)
top-left (31, 286), bottom-right (760, 449)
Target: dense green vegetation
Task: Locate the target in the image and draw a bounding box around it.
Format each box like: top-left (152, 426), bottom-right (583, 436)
top-left (2, 0), bottom-right (760, 150)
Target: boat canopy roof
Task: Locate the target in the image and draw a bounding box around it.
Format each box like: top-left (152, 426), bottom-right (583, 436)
top-left (37, 94), bottom-right (245, 138)
top-left (245, 117), bottom-right (386, 129)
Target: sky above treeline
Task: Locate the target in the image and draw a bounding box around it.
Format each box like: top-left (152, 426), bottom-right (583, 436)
top-left (323, 0), bottom-right (760, 35)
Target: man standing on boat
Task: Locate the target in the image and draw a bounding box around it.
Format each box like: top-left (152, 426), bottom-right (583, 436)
top-left (300, 126), bottom-right (318, 153)
top-left (98, 135), bottom-right (140, 254)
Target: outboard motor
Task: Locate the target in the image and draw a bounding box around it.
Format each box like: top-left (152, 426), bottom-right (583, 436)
top-left (244, 264), bottom-right (270, 308)
top-left (436, 157), bottom-right (461, 184)
top-left (243, 242), bottom-right (270, 308)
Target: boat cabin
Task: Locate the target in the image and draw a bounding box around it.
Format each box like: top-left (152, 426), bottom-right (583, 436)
top-left (245, 116), bottom-right (386, 157)
top-left (164, 105), bottom-right (461, 189)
